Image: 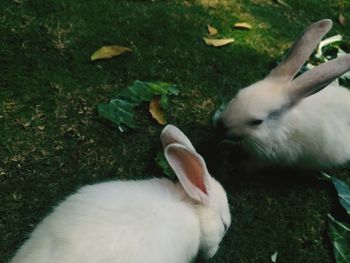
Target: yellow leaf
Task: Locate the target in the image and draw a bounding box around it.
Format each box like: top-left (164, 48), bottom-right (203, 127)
top-left (91, 45), bottom-right (132, 61)
top-left (203, 37), bottom-right (234, 47)
top-left (234, 22), bottom-right (252, 30)
top-left (339, 13), bottom-right (346, 26)
top-left (207, 24), bottom-right (218, 36)
top-left (149, 97), bottom-right (167, 125)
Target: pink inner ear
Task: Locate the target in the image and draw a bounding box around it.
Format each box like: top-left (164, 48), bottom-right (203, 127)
top-left (175, 149), bottom-right (207, 194)
top-left (188, 161), bottom-right (207, 194)
top-left (189, 169), bottom-right (207, 195)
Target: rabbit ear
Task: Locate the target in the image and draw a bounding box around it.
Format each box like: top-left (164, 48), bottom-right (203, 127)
top-left (165, 143), bottom-right (209, 204)
top-left (289, 54), bottom-right (350, 100)
top-left (160, 125), bottom-right (196, 151)
top-left (268, 19), bottom-right (332, 81)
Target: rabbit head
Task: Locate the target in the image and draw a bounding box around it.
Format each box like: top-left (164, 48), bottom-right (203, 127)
top-left (218, 19), bottom-right (350, 157)
top-left (161, 125), bottom-right (231, 258)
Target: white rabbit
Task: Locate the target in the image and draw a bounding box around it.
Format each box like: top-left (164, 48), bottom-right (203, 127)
top-left (10, 125), bottom-right (231, 263)
top-left (217, 19), bottom-right (350, 170)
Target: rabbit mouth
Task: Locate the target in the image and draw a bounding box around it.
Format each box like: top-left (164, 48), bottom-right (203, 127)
top-left (242, 137), bottom-right (267, 156)
top-left (226, 134), bottom-right (244, 141)
top-left (222, 131), bottom-right (267, 156)
top-left (224, 130), bottom-right (245, 141)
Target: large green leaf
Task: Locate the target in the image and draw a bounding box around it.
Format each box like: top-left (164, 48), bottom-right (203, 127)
top-left (298, 34), bottom-right (350, 88)
top-left (118, 80), bottom-right (179, 102)
top-left (331, 177), bottom-right (350, 216)
top-left (97, 99), bottom-right (138, 132)
top-left (327, 214), bottom-right (350, 263)
top-left (97, 80), bottom-right (178, 132)
top-left (322, 173), bottom-right (350, 216)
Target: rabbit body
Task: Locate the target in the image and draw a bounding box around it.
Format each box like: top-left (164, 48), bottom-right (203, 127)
top-left (285, 84), bottom-right (350, 168)
top-left (11, 125), bottom-right (230, 263)
top-left (219, 19), bottom-right (350, 169)
top-left (11, 179), bottom-right (202, 263)
top-left (11, 179), bottom-right (204, 263)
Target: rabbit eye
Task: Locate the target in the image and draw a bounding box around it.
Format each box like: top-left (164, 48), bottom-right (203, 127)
top-left (248, 119), bottom-right (263, 126)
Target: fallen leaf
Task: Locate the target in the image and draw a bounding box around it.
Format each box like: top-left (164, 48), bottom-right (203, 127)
top-left (37, 126), bottom-right (45, 131)
top-left (331, 176), bottom-right (350, 216)
top-left (296, 34), bottom-right (350, 88)
top-left (327, 214), bottom-right (350, 263)
top-left (91, 45), bottom-right (131, 61)
top-left (149, 97), bottom-right (166, 125)
top-left (339, 13), bottom-right (346, 26)
top-left (315, 34), bottom-right (343, 60)
top-left (118, 81), bottom-right (178, 103)
top-left (203, 37), bottom-right (234, 47)
top-left (11, 156), bottom-right (19, 162)
top-left (97, 81), bottom-right (178, 132)
top-left (271, 252), bottom-right (278, 262)
top-left (274, 0), bottom-right (291, 8)
top-left (322, 173), bottom-right (350, 216)
top-left (234, 22), bottom-right (252, 29)
top-left (207, 24), bottom-right (218, 36)
top-left (22, 122), bottom-right (30, 128)
top-left (320, 174), bottom-right (350, 262)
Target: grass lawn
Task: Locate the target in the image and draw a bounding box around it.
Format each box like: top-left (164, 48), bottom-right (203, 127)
top-left (1, 0), bottom-right (350, 262)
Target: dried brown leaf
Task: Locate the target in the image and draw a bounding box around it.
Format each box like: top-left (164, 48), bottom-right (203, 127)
top-left (207, 24), bottom-right (218, 36)
top-left (149, 97), bottom-right (167, 125)
top-left (275, 0), bottom-right (291, 8)
top-left (22, 122), bottom-right (30, 128)
top-left (203, 37), bottom-right (234, 47)
top-left (234, 22), bottom-right (252, 30)
top-left (339, 13), bottom-right (346, 26)
top-left (91, 45), bottom-right (132, 61)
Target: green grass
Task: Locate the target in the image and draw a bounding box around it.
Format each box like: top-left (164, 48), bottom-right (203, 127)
top-left (1, 0), bottom-right (350, 262)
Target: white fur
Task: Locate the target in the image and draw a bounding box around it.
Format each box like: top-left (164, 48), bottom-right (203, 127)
top-left (11, 125), bottom-right (230, 263)
top-left (220, 19), bottom-right (350, 169)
